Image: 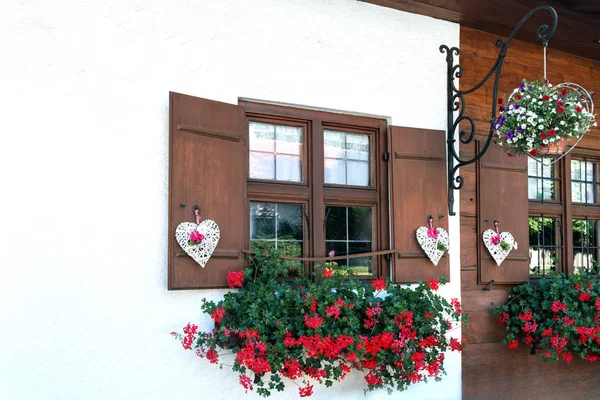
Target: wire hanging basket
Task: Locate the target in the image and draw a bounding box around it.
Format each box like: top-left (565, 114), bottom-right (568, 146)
top-left (494, 47), bottom-right (596, 164)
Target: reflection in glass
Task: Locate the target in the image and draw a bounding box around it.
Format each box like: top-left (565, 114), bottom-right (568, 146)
top-left (324, 130), bottom-right (370, 186)
top-left (250, 202), bottom-right (304, 272)
top-left (571, 160), bottom-right (597, 204)
top-left (573, 219), bottom-right (600, 274)
top-left (528, 216), bottom-right (559, 276)
top-left (325, 206), bottom-right (373, 275)
top-left (527, 158), bottom-right (555, 201)
top-left (249, 122), bottom-right (302, 182)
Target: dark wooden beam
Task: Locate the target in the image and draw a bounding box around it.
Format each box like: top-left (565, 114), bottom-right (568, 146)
top-left (360, 0), bottom-right (600, 61)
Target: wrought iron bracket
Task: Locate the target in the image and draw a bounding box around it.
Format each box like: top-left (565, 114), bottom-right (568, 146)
top-left (440, 6), bottom-right (558, 216)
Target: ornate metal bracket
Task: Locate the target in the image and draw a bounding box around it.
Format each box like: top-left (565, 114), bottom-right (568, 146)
top-left (440, 6), bottom-right (558, 216)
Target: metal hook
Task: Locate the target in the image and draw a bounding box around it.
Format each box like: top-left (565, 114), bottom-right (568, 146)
top-left (482, 280), bottom-right (495, 291)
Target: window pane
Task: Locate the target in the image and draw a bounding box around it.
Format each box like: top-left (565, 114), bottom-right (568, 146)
top-left (573, 219), bottom-right (600, 274)
top-left (324, 130), bottom-right (370, 186)
top-left (250, 202), bottom-right (304, 272)
top-left (571, 160), bottom-right (597, 204)
top-left (275, 154), bottom-right (302, 182)
top-left (528, 216), bottom-right (559, 276)
top-left (527, 158), bottom-right (555, 201)
top-left (325, 206), bottom-right (373, 275)
top-left (249, 122), bottom-right (302, 182)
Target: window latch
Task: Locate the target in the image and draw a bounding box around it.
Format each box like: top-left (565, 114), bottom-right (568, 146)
top-left (382, 151), bottom-right (389, 161)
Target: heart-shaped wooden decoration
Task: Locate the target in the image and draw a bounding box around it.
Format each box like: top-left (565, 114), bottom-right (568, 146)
top-left (175, 220), bottom-right (220, 267)
top-left (483, 229), bottom-right (516, 266)
top-left (416, 227), bottom-right (449, 266)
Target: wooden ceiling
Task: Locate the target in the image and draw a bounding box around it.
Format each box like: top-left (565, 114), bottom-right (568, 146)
top-left (360, 0), bottom-right (600, 61)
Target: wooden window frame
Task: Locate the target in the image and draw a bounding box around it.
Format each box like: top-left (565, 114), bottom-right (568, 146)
top-left (240, 100), bottom-right (389, 279)
top-left (528, 152), bottom-right (600, 277)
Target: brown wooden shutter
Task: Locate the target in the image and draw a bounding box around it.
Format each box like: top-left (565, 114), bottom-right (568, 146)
top-left (478, 143), bottom-right (529, 283)
top-left (389, 126), bottom-right (449, 282)
top-left (168, 92), bottom-right (247, 289)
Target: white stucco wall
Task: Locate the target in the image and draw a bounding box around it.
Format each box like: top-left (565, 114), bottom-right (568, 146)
top-left (0, 1), bottom-right (460, 399)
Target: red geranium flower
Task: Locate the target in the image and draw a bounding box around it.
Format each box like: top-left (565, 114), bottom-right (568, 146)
top-left (497, 98), bottom-right (504, 105)
top-left (557, 101), bottom-right (564, 106)
top-left (371, 277), bottom-right (387, 292)
top-left (542, 95), bottom-right (550, 101)
top-left (427, 278), bottom-right (440, 291)
top-left (540, 132), bottom-right (547, 139)
top-left (324, 268), bottom-right (334, 278)
top-left (576, 106), bottom-right (582, 113)
top-left (530, 149), bottom-right (537, 156)
top-left (557, 107), bottom-right (565, 114)
top-left (548, 129), bottom-right (556, 136)
top-left (515, 94), bottom-right (522, 100)
top-left (226, 270), bottom-right (245, 288)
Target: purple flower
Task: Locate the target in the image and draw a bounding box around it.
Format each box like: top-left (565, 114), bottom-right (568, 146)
top-left (518, 126), bottom-right (524, 133)
top-left (513, 104), bottom-right (520, 110)
top-left (499, 106), bottom-right (505, 112)
top-left (519, 82), bottom-right (525, 91)
top-left (527, 85), bottom-right (532, 89)
top-left (506, 130), bottom-right (514, 139)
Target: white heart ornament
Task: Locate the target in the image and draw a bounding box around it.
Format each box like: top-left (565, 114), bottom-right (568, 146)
top-left (416, 227), bottom-right (449, 266)
top-left (483, 229), bottom-right (515, 266)
top-left (175, 220), bottom-right (220, 267)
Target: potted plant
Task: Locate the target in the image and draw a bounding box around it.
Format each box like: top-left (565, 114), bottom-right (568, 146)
top-left (493, 79), bottom-right (596, 157)
top-left (171, 250), bottom-right (466, 397)
top-left (494, 272), bottom-right (600, 363)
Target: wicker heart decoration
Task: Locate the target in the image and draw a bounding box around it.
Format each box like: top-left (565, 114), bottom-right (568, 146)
top-left (416, 226), bottom-right (449, 267)
top-left (482, 229), bottom-right (516, 266)
top-left (175, 220), bottom-right (220, 268)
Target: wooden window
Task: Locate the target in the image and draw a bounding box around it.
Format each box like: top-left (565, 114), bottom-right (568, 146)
top-left (249, 122), bottom-right (304, 182)
top-left (169, 93), bottom-right (450, 288)
top-left (528, 216), bottom-right (561, 276)
top-left (325, 205), bottom-right (373, 275)
top-left (242, 100), bottom-right (389, 280)
top-left (250, 202), bottom-right (304, 271)
top-left (572, 218), bottom-right (600, 274)
top-left (571, 158), bottom-right (598, 204)
top-left (525, 154), bottom-right (600, 277)
top-left (528, 157), bottom-right (559, 202)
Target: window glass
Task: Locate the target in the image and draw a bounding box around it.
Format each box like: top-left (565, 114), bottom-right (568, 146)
top-left (250, 202), bottom-right (303, 271)
top-left (528, 216), bottom-right (559, 276)
top-left (324, 130), bottom-right (370, 186)
top-left (573, 219), bottom-right (600, 274)
top-left (325, 206), bottom-right (373, 275)
top-left (528, 158), bottom-right (555, 201)
top-left (571, 159), bottom-right (597, 204)
top-left (249, 122), bottom-right (302, 182)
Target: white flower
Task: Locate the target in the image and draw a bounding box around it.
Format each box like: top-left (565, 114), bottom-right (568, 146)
top-left (551, 109), bottom-right (556, 113)
top-left (509, 105), bottom-right (514, 110)
top-left (527, 117), bottom-right (533, 123)
top-left (514, 242), bottom-right (518, 250)
top-left (548, 83), bottom-right (553, 87)
top-left (521, 124), bottom-right (527, 129)
top-left (543, 139), bottom-right (549, 144)
top-left (560, 121), bottom-right (565, 125)
top-left (538, 124), bottom-right (544, 129)
top-left (526, 95), bottom-right (531, 99)
top-left (594, 122), bottom-right (598, 127)
top-left (538, 119), bottom-right (544, 123)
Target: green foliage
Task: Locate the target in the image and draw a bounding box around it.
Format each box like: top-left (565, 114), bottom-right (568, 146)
top-left (173, 250), bottom-right (466, 397)
top-left (494, 272), bottom-right (600, 363)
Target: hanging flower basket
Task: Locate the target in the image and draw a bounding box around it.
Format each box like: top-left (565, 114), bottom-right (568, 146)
top-left (494, 79), bottom-right (596, 159)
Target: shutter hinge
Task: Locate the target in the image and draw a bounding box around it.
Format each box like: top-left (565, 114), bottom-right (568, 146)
top-left (382, 151), bottom-right (389, 161)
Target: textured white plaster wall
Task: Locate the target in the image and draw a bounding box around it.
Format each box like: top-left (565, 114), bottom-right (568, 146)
top-left (0, 0), bottom-right (460, 399)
